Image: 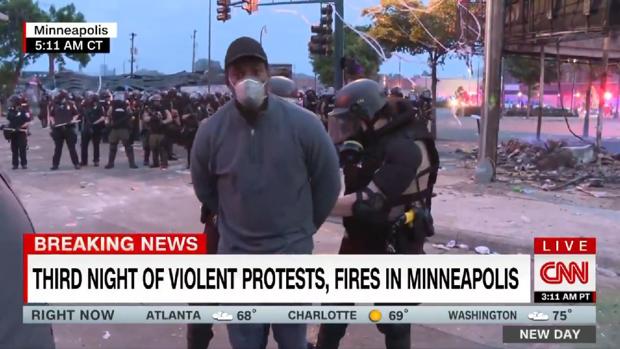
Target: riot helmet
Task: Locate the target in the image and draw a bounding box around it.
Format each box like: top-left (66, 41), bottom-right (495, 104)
top-left (390, 87), bottom-right (404, 98)
top-left (149, 94), bottom-right (162, 108)
top-left (8, 95), bottom-right (21, 108)
top-left (327, 79), bottom-right (387, 144)
top-left (269, 76), bottom-right (301, 104)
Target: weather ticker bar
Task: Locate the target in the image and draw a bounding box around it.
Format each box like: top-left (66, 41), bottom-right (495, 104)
top-left (23, 305), bottom-right (595, 325)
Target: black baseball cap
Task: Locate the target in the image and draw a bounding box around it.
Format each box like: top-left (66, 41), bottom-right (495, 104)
top-left (224, 37), bottom-right (268, 70)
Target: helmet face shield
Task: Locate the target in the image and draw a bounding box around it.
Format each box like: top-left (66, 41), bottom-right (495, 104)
top-left (328, 113), bottom-right (362, 145)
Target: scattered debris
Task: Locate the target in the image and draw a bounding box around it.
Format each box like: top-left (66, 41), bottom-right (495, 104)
top-left (564, 145), bottom-right (595, 164)
top-left (548, 174), bottom-right (591, 191)
top-left (576, 186), bottom-right (620, 198)
top-left (102, 331), bottom-right (111, 340)
top-left (457, 243), bottom-right (469, 250)
top-left (474, 246), bottom-right (491, 255)
top-left (446, 240), bottom-right (457, 248)
top-left (587, 178), bottom-right (604, 188)
top-left (432, 243), bottom-right (451, 251)
top-left (459, 139), bottom-right (620, 192)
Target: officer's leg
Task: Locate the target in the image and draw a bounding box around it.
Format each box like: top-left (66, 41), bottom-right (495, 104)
top-left (142, 131), bottom-right (150, 166)
top-left (160, 136), bottom-right (169, 168)
top-left (51, 129), bottom-right (63, 169)
top-left (10, 135), bottom-right (19, 169)
top-left (167, 140), bottom-right (176, 161)
top-left (105, 142), bottom-right (118, 169)
top-left (186, 143), bottom-right (191, 169)
top-left (80, 130), bottom-right (90, 166)
top-left (377, 324), bottom-right (411, 349)
top-left (122, 131), bottom-right (138, 169)
top-left (19, 133), bottom-right (27, 168)
top-left (186, 324), bottom-right (215, 349)
top-left (149, 135), bottom-right (160, 168)
top-left (272, 324), bottom-right (307, 349)
top-left (315, 324), bottom-right (349, 349)
top-left (66, 127), bottom-right (80, 167)
top-left (226, 324), bottom-right (269, 349)
top-left (92, 129), bottom-right (101, 166)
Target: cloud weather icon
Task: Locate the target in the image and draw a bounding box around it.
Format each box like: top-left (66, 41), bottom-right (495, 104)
top-left (527, 312), bottom-right (549, 321)
top-left (212, 311), bottom-right (234, 321)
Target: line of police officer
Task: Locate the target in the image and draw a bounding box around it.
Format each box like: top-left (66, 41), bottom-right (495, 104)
top-left (2, 88), bottom-right (230, 171)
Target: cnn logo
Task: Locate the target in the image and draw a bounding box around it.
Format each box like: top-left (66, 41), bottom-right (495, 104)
top-left (539, 261), bottom-right (589, 284)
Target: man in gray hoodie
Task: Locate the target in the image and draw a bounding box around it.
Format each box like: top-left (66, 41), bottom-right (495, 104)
top-left (190, 37), bottom-right (341, 349)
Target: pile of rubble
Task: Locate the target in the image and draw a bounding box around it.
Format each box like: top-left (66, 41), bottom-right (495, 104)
top-left (458, 139), bottom-right (620, 191)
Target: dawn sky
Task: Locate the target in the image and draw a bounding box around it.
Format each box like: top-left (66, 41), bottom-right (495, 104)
top-left (26, 0), bottom-right (482, 79)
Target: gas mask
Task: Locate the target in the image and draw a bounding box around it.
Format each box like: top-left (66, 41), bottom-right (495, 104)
top-left (339, 140), bottom-right (364, 167)
top-left (232, 77), bottom-right (267, 112)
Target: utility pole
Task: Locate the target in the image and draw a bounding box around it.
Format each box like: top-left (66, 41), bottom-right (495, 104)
top-left (192, 29), bottom-right (197, 72)
top-left (398, 57), bottom-right (402, 87)
top-left (537, 45), bottom-right (545, 140)
top-left (476, 0), bottom-right (505, 183)
top-left (597, 33), bottom-right (610, 161)
top-left (130, 32), bottom-right (137, 77)
top-left (208, 0), bottom-right (212, 93)
top-left (260, 25), bottom-right (267, 45)
top-left (583, 61), bottom-right (592, 138)
top-left (570, 60), bottom-right (577, 112)
top-left (333, 0), bottom-right (344, 89)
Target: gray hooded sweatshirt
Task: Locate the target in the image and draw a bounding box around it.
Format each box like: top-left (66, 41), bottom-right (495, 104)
top-left (191, 94), bottom-right (340, 254)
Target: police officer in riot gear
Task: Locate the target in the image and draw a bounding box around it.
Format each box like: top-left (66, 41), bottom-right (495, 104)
top-left (105, 91), bottom-right (138, 169)
top-left (3, 95), bottom-right (32, 169)
top-left (317, 87), bottom-right (336, 128)
top-left (38, 92), bottom-right (50, 128)
top-left (80, 91), bottom-right (106, 167)
top-left (315, 79), bottom-right (439, 349)
top-left (142, 94), bottom-right (171, 169)
top-left (49, 90), bottom-right (81, 170)
top-left (180, 93), bottom-right (201, 169)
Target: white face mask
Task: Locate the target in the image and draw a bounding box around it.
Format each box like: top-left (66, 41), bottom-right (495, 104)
top-left (232, 77), bottom-right (267, 111)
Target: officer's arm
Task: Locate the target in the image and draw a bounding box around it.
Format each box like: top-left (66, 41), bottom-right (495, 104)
top-left (21, 113), bottom-right (32, 129)
top-left (70, 103), bottom-right (80, 122)
top-left (162, 110), bottom-right (173, 124)
top-left (95, 107), bottom-right (106, 124)
top-left (332, 140), bottom-right (422, 220)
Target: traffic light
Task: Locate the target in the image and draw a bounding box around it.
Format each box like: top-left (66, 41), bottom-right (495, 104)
top-left (242, 0), bottom-right (259, 14)
top-left (309, 4), bottom-right (333, 56)
top-left (217, 0), bottom-right (231, 22)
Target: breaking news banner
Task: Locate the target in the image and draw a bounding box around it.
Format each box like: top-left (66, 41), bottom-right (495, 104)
top-left (533, 237), bottom-right (596, 303)
top-left (23, 233), bottom-right (531, 304)
top-left (23, 22), bottom-right (117, 54)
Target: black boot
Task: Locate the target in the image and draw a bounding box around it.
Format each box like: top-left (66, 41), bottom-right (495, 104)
top-left (125, 144), bottom-right (138, 169)
top-left (105, 144), bottom-right (117, 169)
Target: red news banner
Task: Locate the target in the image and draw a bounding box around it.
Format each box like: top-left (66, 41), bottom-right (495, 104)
top-left (23, 233), bottom-right (206, 303)
top-left (24, 233), bottom-right (207, 255)
top-left (533, 237), bottom-right (596, 303)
